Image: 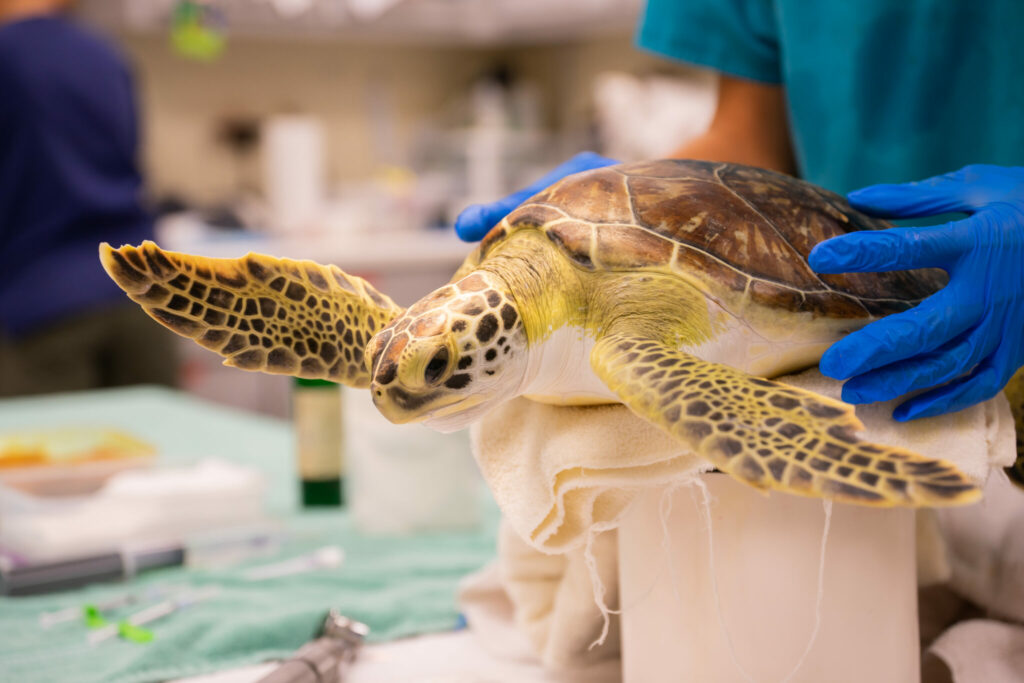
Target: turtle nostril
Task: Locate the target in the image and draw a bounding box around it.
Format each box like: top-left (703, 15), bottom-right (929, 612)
top-left (424, 347), bottom-right (449, 385)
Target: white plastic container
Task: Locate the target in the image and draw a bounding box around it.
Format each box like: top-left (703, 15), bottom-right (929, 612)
top-left (343, 387), bottom-right (481, 534)
top-left (0, 460), bottom-right (267, 564)
top-left (618, 475), bottom-right (919, 683)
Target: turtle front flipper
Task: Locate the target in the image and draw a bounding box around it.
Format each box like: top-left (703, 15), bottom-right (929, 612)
top-left (100, 241), bottom-right (403, 386)
top-left (590, 333), bottom-right (981, 507)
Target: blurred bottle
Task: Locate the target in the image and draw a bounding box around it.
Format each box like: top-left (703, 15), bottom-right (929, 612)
top-left (465, 73), bottom-right (507, 208)
top-left (263, 114), bottom-right (325, 234)
top-left (292, 378), bottom-right (344, 507)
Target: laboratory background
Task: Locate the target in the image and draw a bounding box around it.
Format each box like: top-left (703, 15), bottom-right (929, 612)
top-left (1, 1), bottom-right (1023, 682)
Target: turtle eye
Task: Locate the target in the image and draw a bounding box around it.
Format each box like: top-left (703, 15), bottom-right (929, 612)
top-left (424, 347), bottom-right (449, 384)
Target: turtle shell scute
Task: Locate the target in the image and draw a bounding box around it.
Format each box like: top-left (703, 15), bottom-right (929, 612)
top-left (504, 159), bottom-right (945, 318)
top-left (593, 224), bottom-right (674, 270)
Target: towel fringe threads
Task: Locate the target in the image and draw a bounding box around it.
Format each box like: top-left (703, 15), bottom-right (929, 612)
top-left (692, 478), bottom-right (833, 683)
top-left (584, 521), bottom-right (619, 651)
top-left (584, 477), bottom-right (698, 651)
top-left (583, 476), bottom-right (833, 678)
top-left (659, 480), bottom-right (689, 605)
top-left (780, 498), bottom-right (832, 683)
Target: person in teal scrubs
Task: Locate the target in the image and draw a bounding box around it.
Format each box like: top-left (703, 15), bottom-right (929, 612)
top-left (456, 0), bottom-right (1024, 422)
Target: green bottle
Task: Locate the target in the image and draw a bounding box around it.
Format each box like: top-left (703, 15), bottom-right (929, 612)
top-left (292, 378), bottom-right (344, 507)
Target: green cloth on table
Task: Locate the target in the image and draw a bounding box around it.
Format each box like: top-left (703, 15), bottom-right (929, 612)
top-left (0, 387), bottom-right (498, 683)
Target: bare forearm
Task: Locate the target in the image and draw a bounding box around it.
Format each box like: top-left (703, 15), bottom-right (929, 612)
top-left (670, 76), bottom-right (796, 176)
top-left (673, 130), bottom-right (795, 174)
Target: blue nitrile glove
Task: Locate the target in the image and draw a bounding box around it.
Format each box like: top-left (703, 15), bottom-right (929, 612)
top-left (454, 151), bottom-right (618, 242)
top-left (808, 164), bottom-right (1024, 421)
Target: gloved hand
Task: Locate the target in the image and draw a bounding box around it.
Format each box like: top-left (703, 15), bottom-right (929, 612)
top-left (808, 164), bottom-right (1024, 421)
top-left (455, 151), bottom-right (618, 242)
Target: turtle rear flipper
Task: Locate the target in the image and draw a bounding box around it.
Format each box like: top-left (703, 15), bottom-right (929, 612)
top-left (591, 333), bottom-right (981, 508)
top-left (100, 241), bottom-right (403, 386)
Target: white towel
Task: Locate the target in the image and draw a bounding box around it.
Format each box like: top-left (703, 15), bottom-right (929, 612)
top-left (471, 368), bottom-right (1013, 556)
top-left (463, 368), bottom-right (1016, 670)
top-left (458, 521), bottom-right (623, 677)
top-left (920, 471), bottom-right (1024, 682)
top-left (934, 467), bottom-right (1024, 622)
top-left (929, 620), bottom-right (1024, 683)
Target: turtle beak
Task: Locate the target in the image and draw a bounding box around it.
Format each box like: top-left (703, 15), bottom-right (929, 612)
top-left (372, 385), bottom-right (438, 423)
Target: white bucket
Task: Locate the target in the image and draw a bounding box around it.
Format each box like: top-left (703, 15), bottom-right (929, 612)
top-left (618, 474), bottom-right (919, 683)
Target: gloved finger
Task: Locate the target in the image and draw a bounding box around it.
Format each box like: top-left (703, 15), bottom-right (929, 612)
top-left (893, 322), bottom-right (1024, 420)
top-left (455, 190), bottom-right (536, 242)
top-left (808, 220), bottom-right (972, 273)
top-left (893, 363), bottom-right (1006, 421)
top-left (454, 152), bottom-right (618, 242)
top-left (848, 167), bottom-right (983, 217)
top-left (538, 151), bottom-right (620, 184)
top-left (840, 315), bottom-right (1001, 404)
top-left (893, 369), bottom-right (1003, 421)
top-left (818, 287), bottom-right (975, 380)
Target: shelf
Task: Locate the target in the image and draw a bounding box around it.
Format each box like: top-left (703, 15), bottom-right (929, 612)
top-left (156, 213), bottom-right (473, 275)
top-left (80, 0), bottom-right (642, 46)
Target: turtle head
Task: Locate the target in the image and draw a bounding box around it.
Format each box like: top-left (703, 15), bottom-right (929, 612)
top-left (366, 271), bottom-right (526, 432)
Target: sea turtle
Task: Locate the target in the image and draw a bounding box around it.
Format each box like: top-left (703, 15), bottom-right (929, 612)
top-left (100, 159), bottom-right (982, 507)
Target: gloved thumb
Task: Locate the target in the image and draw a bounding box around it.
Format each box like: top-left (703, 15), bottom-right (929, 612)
top-left (454, 152), bottom-right (618, 242)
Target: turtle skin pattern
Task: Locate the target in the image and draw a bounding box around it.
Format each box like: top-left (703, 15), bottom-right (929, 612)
top-left (593, 334), bottom-right (980, 507)
top-left (100, 241), bottom-right (402, 386)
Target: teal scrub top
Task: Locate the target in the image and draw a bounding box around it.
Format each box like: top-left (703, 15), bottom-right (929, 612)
top-left (637, 0), bottom-right (1023, 195)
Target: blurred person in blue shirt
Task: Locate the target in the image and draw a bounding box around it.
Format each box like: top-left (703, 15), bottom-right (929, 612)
top-left (456, 1), bottom-right (1024, 425)
top-left (0, 0), bottom-right (176, 396)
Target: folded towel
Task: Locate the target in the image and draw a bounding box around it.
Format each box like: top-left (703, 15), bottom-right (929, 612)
top-left (458, 521), bottom-right (622, 677)
top-left (471, 368), bottom-right (1013, 556)
top-left (935, 469), bottom-right (1024, 622)
top-left (929, 619), bottom-right (1024, 683)
top-left (464, 368), bottom-right (1015, 669)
